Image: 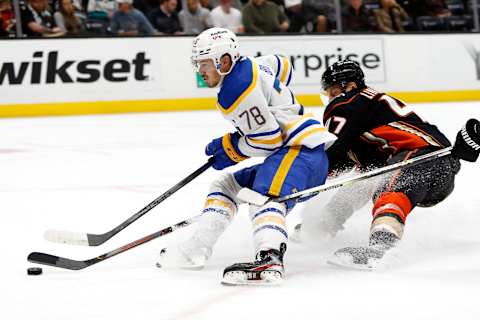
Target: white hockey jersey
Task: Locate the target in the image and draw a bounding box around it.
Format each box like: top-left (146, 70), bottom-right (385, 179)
top-left (216, 55), bottom-right (336, 157)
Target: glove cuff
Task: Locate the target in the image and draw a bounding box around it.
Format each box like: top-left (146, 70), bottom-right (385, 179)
top-left (453, 118), bottom-right (480, 162)
top-left (222, 133), bottom-right (249, 163)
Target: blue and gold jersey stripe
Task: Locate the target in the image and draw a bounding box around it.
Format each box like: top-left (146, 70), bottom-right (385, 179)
top-left (217, 59), bottom-right (258, 115)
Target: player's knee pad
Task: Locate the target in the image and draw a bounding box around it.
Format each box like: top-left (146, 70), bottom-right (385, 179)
top-left (191, 196), bottom-right (236, 250)
top-left (190, 174), bottom-right (240, 249)
top-left (249, 202), bottom-right (288, 253)
top-left (371, 192), bottom-right (412, 239)
top-left (208, 173), bottom-right (242, 212)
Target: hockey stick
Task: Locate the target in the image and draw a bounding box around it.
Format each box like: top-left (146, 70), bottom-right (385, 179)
top-left (27, 147), bottom-right (454, 270)
top-left (238, 146), bottom-right (453, 206)
top-left (28, 215), bottom-right (201, 270)
top-left (44, 158), bottom-right (214, 247)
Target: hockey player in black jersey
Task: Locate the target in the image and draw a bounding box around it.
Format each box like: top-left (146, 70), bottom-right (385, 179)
top-left (312, 60), bottom-right (480, 269)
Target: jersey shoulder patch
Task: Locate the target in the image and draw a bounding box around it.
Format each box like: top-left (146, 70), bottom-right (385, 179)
top-left (253, 54), bottom-right (292, 86)
top-left (217, 58), bottom-right (257, 114)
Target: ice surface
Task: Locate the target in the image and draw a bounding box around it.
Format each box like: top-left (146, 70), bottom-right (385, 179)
top-left (1, 102), bottom-right (479, 320)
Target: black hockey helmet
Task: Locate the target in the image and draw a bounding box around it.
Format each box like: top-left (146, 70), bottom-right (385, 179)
top-left (321, 60), bottom-right (366, 91)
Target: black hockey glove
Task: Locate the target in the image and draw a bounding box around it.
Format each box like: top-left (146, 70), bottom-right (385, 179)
top-left (452, 118), bottom-right (480, 162)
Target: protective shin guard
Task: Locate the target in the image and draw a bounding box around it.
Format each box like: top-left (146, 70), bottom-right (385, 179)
top-left (184, 174), bottom-right (240, 254)
top-left (249, 202), bottom-right (288, 253)
top-left (192, 193), bottom-right (237, 248)
top-left (371, 192), bottom-right (412, 239)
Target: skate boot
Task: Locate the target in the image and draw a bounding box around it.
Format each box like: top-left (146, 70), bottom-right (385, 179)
top-left (328, 230), bottom-right (399, 270)
top-left (221, 245), bottom-right (286, 286)
top-left (156, 238), bottom-right (212, 270)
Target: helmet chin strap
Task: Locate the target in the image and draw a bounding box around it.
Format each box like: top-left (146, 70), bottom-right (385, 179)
top-left (217, 61), bottom-right (235, 76)
top-left (215, 58), bottom-right (238, 87)
top-left (214, 74), bottom-right (225, 88)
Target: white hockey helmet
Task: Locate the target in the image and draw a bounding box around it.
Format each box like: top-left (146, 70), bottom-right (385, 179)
top-left (191, 28), bottom-right (240, 75)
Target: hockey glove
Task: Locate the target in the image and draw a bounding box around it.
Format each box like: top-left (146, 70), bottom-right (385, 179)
top-left (205, 132), bottom-right (249, 170)
top-left (452, 118), bottom-right (480, 162)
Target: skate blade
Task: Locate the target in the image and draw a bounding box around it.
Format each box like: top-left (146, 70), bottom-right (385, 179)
top-left (221, 270), bottom-right (283, 286)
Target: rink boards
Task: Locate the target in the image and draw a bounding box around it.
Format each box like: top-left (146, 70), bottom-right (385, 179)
top-left (0, 33), bottom-right (479, 117)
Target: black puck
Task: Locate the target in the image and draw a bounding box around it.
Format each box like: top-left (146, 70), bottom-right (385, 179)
top-left (27, 267), bottom-right (43, 275)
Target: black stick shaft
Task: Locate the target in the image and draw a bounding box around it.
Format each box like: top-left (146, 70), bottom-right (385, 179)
top-left (28, 215), bottom-right (201, 270)
top-left (83, 158), bottom-right (213, 246)
top-left (276, 147), bottom-right (453, 203)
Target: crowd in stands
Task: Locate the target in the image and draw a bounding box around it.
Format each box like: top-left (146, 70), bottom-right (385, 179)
top-left (0, 0), bottom-right (477, 37)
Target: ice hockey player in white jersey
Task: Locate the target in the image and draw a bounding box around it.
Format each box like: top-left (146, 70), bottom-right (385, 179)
top-left (157, 28), bottom-right (336, 285)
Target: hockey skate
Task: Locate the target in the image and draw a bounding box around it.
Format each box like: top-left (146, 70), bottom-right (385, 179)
top-left (156, 239), bottom-right (212, 270)
top-left (221, 247), bottom-right (285, 286)
top-left (328, 230), bottom-right (399, 271)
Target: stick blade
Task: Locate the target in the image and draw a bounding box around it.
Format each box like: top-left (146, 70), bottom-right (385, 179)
top-left (44, 229), bottom-right (90, 246)
top-left (28, 252), bottom-right (89, 270)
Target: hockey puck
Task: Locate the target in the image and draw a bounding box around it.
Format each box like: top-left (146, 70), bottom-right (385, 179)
top-left (27, 267), bottom-right (43, 276)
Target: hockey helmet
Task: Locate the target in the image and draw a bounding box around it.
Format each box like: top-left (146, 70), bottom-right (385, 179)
top-left (321, 60), bottom-right (366, 91)
top-left (191, 28), bottom-right (240, 75)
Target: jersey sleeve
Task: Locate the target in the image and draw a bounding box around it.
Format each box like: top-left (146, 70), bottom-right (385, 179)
top-left (255, 55), bottom-right (293, 86)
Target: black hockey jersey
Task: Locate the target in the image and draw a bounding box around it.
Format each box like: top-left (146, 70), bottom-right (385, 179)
top-left (323, 87), bottom-right (451, 172)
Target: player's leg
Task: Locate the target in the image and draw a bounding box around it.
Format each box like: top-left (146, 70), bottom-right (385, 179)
top-left (295, 171), bottom-right (378, 242)
top-left (371, 148), bottom-right (460, 249)
top-left (157, 172), bottom-right (243, 269)
top-left (332, 147), bottom-right (460, 268)
top-left (222, 144), bottom-right (329, 284)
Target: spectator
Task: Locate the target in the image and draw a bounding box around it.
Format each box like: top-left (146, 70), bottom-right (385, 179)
top-left (396, 0), bottom-right (416, 17)
top-left (342, 0), bottom-right (375, 32)
top-left (211, 0), bottom-right (243, 33)
top-left (284, 0), bottom-right (330, 33)
top-left (179, 0), bottom-right (212, 34)
top-left (208, 0), bottom-right (242, 9)
top-left (110, 0), bottom-right (156, 35)
top-left (150, 0), bottom-right (183, 34)
top-left (374, 0), bottom-right (409, 32)
top-left (199, 0), bottom-right (212, 9)
top-left (0, 0), bottom-right (15, 37)
top-left (20, 0), bottom-right (64, 37)
top-left (302, 0), bottom-right (334, 32)
top-left (87, 0), bottom-right (117, 20)
top-left (242, 0), bottom-right (288, 33)
top-left (416, 0), bottom-right (451, 17)
top-left (133, 0), bottom-right (158, 16)
top-left (72, 0), bottom-right (85, 15)
top-left (54, 0), bottom-right (85, 35)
